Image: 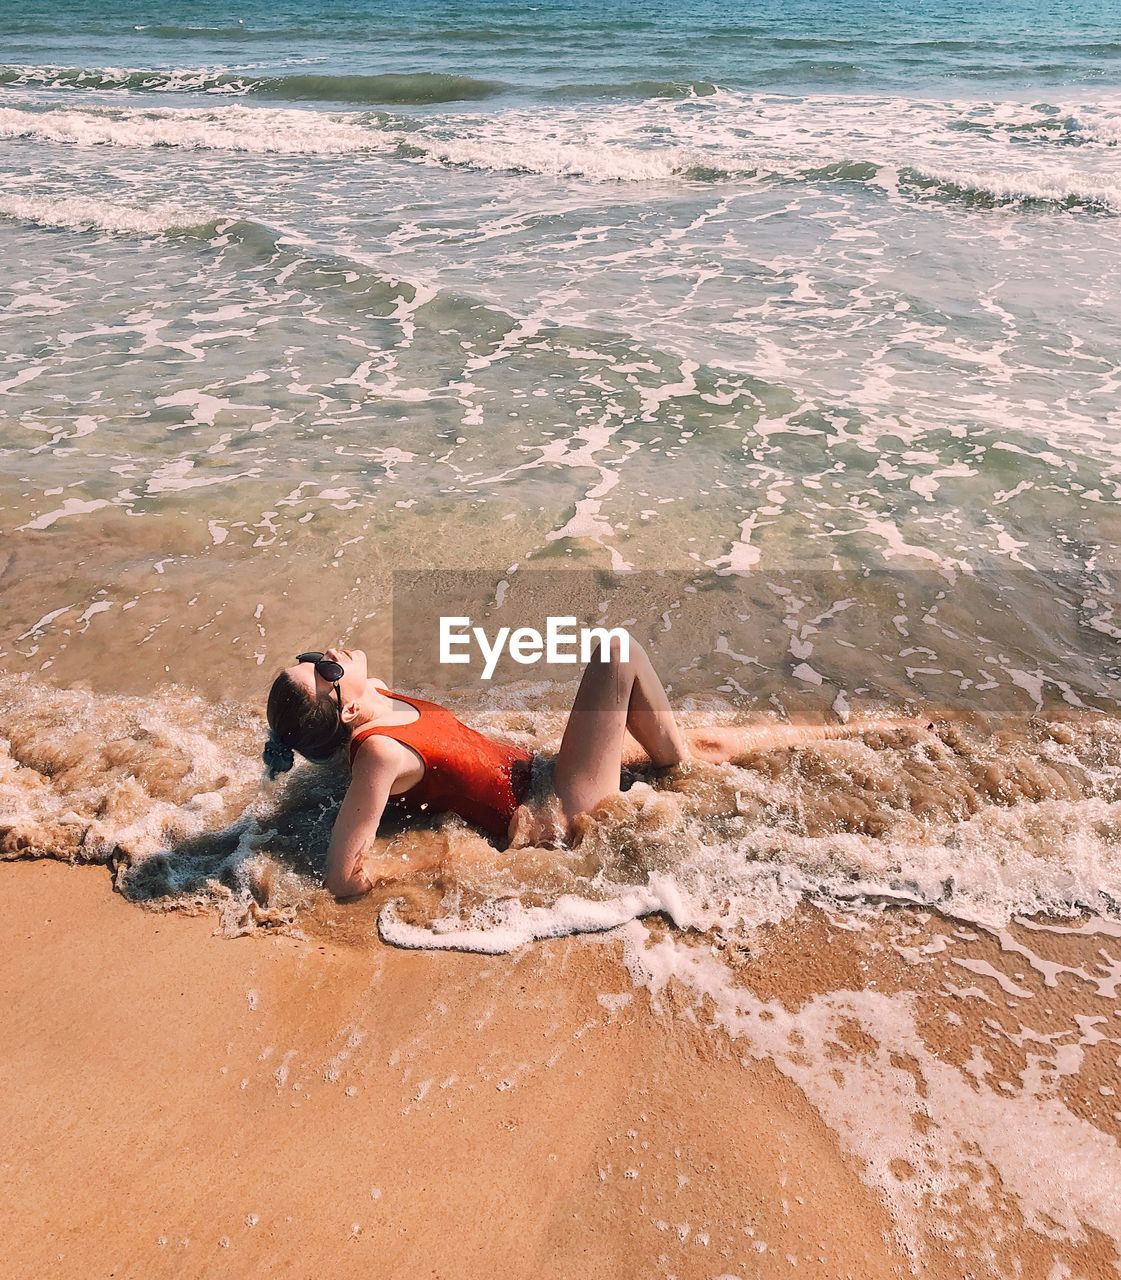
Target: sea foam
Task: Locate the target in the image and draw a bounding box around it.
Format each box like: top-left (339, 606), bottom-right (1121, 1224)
top-left (1, 92), bottom-right (1120, 210)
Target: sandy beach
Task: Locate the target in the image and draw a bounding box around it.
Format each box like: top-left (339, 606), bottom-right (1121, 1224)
top-left (3, 0), bottom-right (1121, 1274)
top-left (4, 860), bottom-right (1118, 1280)
top-left (1, 861), bottom-right (902, 1280)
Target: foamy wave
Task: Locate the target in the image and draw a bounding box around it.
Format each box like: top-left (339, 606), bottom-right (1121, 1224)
top-left (0, 99), bottom-right (707, 174)
top-left (897, 163), bottom-right (1121, 212)
top-left (0, 63), bottom-right (262, 96)
top-left (0, 676), bottom-right (260, 865)
top-left (620, 922), bottom-right (1121, 1264)
top-left (0, 103), bottom-right (395, 154)
top-left (4, 672), bottom-right (1120, 941)
top-left (375, 719), bottom-right (1121, 952)
top-left (379, 802), bottom-right (1121, 953)
top-left (384, 94), bottom-right (1121, 206)
top-left (412, 134), bottom-right (697, 182)
top-left (2, 93), bottom-right (1119, 211)
top-left (1073, 114), bottom-right (1121, 145)
top-left (0, 192), bottom-right (304, 257)
top-left (413, 139), bottom-right (1121, 208)
top-left (415, 136), bottom-right (1121, 208)
top-left (0, 191), bottom-right (212, 234)
top-left (0, 676), bottom-right (312, 934)
top-left (379, 888), bottom-right (662, 953)
top-left (952, 101), bottom-right (1121, 147)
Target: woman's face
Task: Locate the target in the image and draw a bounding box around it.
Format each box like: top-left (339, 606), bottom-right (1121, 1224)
top-left (285, 647), bottom-right (369, 710)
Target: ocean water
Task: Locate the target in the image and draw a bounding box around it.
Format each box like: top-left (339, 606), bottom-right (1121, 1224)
top-left (2, 0), bottom-right (1120, 914)
top-left (2, 2), bottom-right (1121, 1264)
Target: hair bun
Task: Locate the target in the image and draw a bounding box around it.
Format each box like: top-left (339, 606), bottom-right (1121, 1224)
top-left (263, 734), bottom-right (295, 780)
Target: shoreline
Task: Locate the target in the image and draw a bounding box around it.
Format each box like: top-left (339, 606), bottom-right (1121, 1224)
top-left (4, 860), bottom-right (914, 1280)
top-left (3, 6), bottom-right (1121, 1277)
top-left (7, 861), bottom-right (1119, 1278)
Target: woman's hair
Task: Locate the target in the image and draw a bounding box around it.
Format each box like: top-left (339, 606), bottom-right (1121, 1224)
top-left (263, 670), bottom-right (349, 780)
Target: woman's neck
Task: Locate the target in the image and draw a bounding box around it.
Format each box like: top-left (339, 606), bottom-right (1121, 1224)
top-left (346, 681), bottom-right (398, 732)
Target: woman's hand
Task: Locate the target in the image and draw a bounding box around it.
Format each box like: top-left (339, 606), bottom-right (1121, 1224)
top-left (356, 852), bottom-right (414, 887)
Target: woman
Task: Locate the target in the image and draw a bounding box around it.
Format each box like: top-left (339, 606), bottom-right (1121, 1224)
top-left (263, 639), bottom-right (894, 898)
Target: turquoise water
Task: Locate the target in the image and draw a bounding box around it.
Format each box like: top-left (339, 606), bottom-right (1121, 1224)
top-left (0, 0), bottom-right (1118, 707)
top-left (4, 0), bottom-right (1121, 94)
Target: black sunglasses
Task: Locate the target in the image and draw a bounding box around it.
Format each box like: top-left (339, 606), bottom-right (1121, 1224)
top-left (296, 652), bottom-right (344, 712)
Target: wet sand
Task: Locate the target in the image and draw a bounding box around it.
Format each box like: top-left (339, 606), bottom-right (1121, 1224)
top-left (6, 861), bottom-right (1119, 1279)
top-left (2, 860), bottom-right (917, 1280)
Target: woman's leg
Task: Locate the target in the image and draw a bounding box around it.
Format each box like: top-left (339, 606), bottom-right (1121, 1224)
top-left (683, 718), bottom-right (932, 763)
top-left (551, 637), bottom-right (934, 828)
top-left (552, 636), bottom-right (687, 824)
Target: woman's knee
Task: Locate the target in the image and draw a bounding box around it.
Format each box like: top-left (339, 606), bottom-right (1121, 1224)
top-left (596, 631), bottom-right (642, 669)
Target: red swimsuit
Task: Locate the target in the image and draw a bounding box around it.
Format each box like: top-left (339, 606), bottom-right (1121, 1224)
top-left (348, 691), bottom-right (533, 841)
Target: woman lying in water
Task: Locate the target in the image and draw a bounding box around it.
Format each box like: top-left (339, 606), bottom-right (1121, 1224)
top-left (263, 639), bottom-right (899, 898)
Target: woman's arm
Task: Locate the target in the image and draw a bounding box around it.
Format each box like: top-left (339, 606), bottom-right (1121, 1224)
top-left (323, 740), bottom-right (401, 898)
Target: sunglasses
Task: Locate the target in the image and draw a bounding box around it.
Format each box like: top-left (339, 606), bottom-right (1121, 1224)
top-left (296, 651), bottom-right (344, 712)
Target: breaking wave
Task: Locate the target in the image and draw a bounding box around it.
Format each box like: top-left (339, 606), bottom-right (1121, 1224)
top-left (3, 676), bottom-right (1120, 943)
top-left (0, 64), bottom-right (730, 104)
top-left (0, 103), bottom-right (397, 155)
top-left (0, 191), bottom-right (214, 235)
top-left (0, 64), bottom-right (511, 104)
top-left (2, 93), bottom-right (1119, 210)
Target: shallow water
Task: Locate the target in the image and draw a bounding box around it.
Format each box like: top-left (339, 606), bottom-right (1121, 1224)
top-left (0, 0), bottom-right (1118, 866)
top-left (1, 0), bottom-right (1119, 914)
top-left (2, 2), bottom-right (1120, 1264)
top-left (616, 906), bottom-right (1121, 1275)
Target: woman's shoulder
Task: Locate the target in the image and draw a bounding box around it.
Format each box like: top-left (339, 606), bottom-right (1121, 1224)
top-left (350, 728), bottom-right (405, 770)
top-left (370, 677), bottom-right (389, 691)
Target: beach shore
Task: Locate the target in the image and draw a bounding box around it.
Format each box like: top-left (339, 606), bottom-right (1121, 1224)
top-left (1, 861), bottom-right (920, 1280)
top-left (3, 2), bottom-right (1121, 1276)
top-left (7, 861), bottom-right (1119, 1279)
